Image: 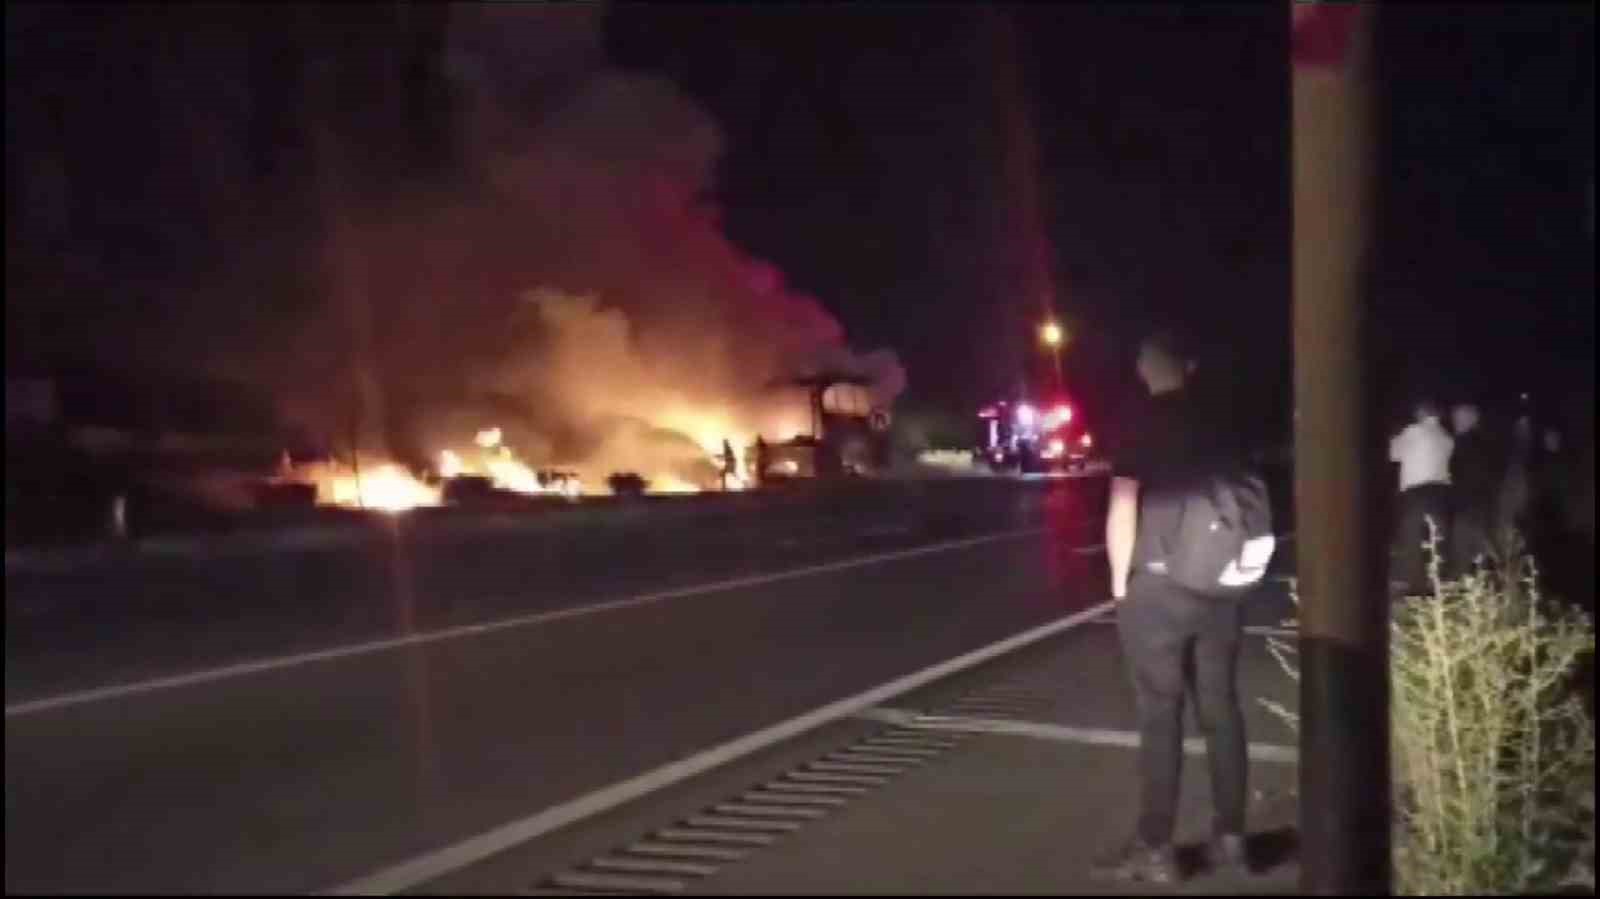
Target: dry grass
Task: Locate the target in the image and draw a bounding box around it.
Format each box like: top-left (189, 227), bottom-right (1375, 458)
top-left (1263, 523), bottom-right (1595, 894)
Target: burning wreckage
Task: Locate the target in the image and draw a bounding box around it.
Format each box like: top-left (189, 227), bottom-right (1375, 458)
top-left (269, 372), bottom-right (895, 513)
top-left (41, 24), bottom-right (911, 522)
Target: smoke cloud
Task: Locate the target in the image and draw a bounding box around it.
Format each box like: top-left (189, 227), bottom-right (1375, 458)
top-left (258, 7), bottom-right (905, 492)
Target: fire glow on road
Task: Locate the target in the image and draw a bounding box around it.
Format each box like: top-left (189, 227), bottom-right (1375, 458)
top-left (278, 423), bottom-right (761, 512)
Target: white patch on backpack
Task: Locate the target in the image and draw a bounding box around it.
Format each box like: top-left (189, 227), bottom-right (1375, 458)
top-left (1218, 535), bottom-right (1276, 588)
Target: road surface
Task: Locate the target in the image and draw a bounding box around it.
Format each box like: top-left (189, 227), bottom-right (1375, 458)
top-left (5, 476), bottom-right (1296, 894)
top-left (6, 480), bottom-right (1116, 893)
top-left (425, 614), bottom-right (1302, 896)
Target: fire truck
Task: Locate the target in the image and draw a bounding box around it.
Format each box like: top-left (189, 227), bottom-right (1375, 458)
top-left (977, 395), bottom-right (1098, 474)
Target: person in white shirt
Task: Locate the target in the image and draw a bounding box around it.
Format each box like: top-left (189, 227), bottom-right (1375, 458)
top-left (1389, 400), bottom-right (1455, 594)
top-left (1391, 401), bottom-right (1455, 491)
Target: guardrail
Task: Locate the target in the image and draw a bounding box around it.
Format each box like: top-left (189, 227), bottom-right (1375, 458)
top-left (5, 477), bottom-right (1068, 576)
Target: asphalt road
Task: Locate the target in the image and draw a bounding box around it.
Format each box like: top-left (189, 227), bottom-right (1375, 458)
top-left (6, 480), bottom-right (1114, 894)
top-left (5, 468), bottom-right (1300, 895)
top-left (421, 596), bottom-right (1302, 895)
top-left (5, 478), bottom-right (1105, 703)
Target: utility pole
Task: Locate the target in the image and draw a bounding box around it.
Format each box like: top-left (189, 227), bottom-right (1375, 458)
top-left (306, 25), bottom-right (389, 507)
top-left (1291, 2), bottom-right (1390, 894)
top-left (1040, 319), bottom-right (1065, 391)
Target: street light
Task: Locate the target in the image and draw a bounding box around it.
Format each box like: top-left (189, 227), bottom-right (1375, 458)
top-left (1039, 320), bottom-right (1063, 348)
top-left (1039, 320), bottom-right (1065, 388)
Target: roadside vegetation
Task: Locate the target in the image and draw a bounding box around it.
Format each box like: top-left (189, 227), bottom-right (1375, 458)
top-left (1263, 526), bottom-right (1595, 894)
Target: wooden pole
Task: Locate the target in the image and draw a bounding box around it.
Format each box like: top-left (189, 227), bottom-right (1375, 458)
top-left (1291, 3), bottom-right (1391, 893)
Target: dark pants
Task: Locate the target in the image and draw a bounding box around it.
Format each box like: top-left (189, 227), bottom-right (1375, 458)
top-left (1392, 483), bottom-right (1453, 591)
top-left (1116, 572), bottom-right (1248, 847)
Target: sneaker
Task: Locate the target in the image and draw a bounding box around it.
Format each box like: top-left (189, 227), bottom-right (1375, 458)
top-left (1089, 835), bottom-right (1181, 884)
top-left (1207, 832), bottom-right (1252, 876)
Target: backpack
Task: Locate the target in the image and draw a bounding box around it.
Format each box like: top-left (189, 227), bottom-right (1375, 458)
top-left (1147, 468), bottom-right (1276, 598)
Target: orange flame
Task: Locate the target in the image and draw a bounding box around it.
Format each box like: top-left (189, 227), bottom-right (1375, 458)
top-left (282, 413), bottom-right (789, 510)
top-left (288, 461), bottom-right (441, 513)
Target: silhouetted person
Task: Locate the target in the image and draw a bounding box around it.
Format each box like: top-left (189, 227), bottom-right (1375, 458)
top-left (1500, 413), bottom-right (1536, 539)
top-left (1390, 399), bottom-right (1455, 593)
top-left (1531, 425), bottom-right (1568, 537)
top-left (753, 436), bottom-right (769, 487)
top-left (1524, 422), bottom-right (1573, 579)
top-left (1449, 403), bottom-right (1503, 572)
top-left (1093, 330), bottom-right (1250, 885)
top-left (720, 439), bottom-right (737, 490)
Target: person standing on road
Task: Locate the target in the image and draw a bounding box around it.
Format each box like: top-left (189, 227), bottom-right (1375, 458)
top-left (1093, 330), bottom-right (1252, 885)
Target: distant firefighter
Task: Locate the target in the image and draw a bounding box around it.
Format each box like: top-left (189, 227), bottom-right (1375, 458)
top-left (753, 436), bottom-right (769, 487)
top-left (721, 439), bottom-right (737, 490)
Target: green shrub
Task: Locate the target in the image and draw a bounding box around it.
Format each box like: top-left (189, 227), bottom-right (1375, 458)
top-left (1263, 526), bottom-right (1595, 894)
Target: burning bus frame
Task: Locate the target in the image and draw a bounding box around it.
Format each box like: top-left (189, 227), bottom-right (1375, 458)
top-left (755, 373), bottom-right (893, 483)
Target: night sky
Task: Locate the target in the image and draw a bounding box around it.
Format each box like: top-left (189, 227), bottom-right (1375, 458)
top-left (608, 4), bottom-right (1593, 423)
top-left (610, 5), bottom-right (1293, 418)
top-left (1374, 4), bottom-right (1592, 408)
top-left (7, 3), bottom-right (1594, 437)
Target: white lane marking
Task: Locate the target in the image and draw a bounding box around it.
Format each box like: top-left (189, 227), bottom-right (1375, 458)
top-left (958, 699), bottom-right (1047, 709)
top-left (854, 708), bottom-right (1300, 765)
top-left (866, 736), bottom-right (959, 750)
top-left (870, 732), bottom-right (953, 745)
top-left (654, 829), bottom-right (777, 847)
top-left (549, 870), bottom-right (685, 894)
top-left (7, 528), bottom-right (1045, 719)
top-left (806, 760), bottom-right (906, 775)
top-left (711, 804), bottom-right (826, 820)
top-left (825, 752), bottom-right (926, 767)
top-left (782, 771), bottom-right (889, 786)
top-left (324, 598), bottom-right (1112, 894)
top-left (945, 701), bottom-right (1038, 713)
top-left (760, 781), bottom-right (870, 795)
top-left (683, 816), bottom-right (801, 833)
top-left (627, 842), bottom-right (751, 862)
top-left (838, 744), bottom-right (941, 759)
top-left (590, 856), bottom-right (718, 877)
top-left (738, 791), bottom-right (848, 807)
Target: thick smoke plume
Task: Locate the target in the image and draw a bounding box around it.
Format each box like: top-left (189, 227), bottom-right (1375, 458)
top-left (269, 6), bottom-right (904, 491)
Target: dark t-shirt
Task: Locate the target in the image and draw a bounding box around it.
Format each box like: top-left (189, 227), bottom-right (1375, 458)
top-left (1111, 387), bottom-right (1234, 568)
top-left (1113, 385), bottom-right (1222, 486)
